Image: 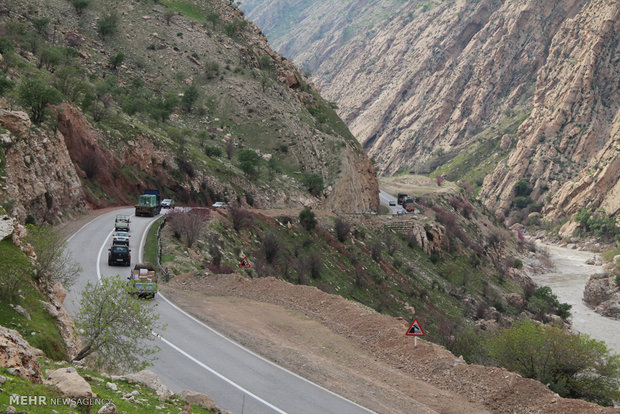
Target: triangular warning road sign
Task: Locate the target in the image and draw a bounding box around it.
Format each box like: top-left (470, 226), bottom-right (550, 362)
top-left (238, 257), bottom-right (251, 268)
top-left (405, 318), bottom-right (425, 336)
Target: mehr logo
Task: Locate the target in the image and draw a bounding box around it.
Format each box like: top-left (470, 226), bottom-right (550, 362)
top-left (10, 395), bottom-right (47, 405)
top-left (10, 394), bottom-right (112, 406)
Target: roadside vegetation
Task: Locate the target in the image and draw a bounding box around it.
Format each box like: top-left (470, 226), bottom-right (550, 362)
top-left (0, 363), bottom-right (216, 414)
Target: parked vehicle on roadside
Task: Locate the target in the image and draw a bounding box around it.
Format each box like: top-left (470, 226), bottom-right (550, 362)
top-left (389, 200), bottom-right (396, 206)
top-left (161, 199), bottom-right (175, 209)
top-left (115, 215), bottom-right (131, 232)
top-left (108, 245), bottom-right (131, 266)
top-left (128, 263), bottom-right (158, 299)
top-left (112, 231), bottom-right (130, 246)
top-left (397, 193), bottom-right (408, 205)
top-left (212, 201), bottom-right (227, 208)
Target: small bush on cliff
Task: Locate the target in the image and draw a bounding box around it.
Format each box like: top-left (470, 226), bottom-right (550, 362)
top-left (301, 173), bottom-right (324, 197)
top-left (334, 218), bottom-right (351, 242)
top-left (25, 224), bottom-right (81, 290)
top-left (18, 77), bottom-right (62, 123)
top-left (299, 207), bottom-right (317, 231)
top-left (0, 239), bottom-right (31, 300)
top-left (575, 208), bottom-right (619, 240)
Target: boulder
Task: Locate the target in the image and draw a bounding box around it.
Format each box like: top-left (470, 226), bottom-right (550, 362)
top-left (584, 273), bottom-right (618, 307)
top-left (176, 390), bottom-right (218, 411)
top-left (98, 403), bottom-right (117, 414)
top-left (505, 293), bottom-right (525, 309)
top-left (13, 305), bottom-right (30, 321)
top-left (0, 326), bottom-right (42, 383)
top-left (0, 109), bottom-right (31, 138)
top-left (44, 367), bottom-right (93, 398)
top-left (0, 215), bottom-right (14, 240)
top-left (125, 370), bottom-right (173, 400)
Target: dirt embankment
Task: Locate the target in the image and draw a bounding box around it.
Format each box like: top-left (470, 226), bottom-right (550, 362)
top-left (161, 273), bottom-right (618, 414)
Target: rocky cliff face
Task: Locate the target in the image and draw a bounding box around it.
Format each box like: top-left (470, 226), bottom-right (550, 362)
top-left (244, 0), bottom-right (618, 220)
top-left (480, 1), bottom-right (619, 219)
top-left (0, 104), bottom-right (84, 222)
top-left (1, 0), bottom-right (378, 219)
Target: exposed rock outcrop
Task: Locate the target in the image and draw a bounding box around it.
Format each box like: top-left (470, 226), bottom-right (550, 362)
top-left (0, 106), bottom-right (84, 223)
top-left (244, 0), bottom-right (619, 221)
top-left (584, 273), bottom-right (620, 319)
top-left (124, 370), bottom-right (173, 401)
top-left (0, 326), bottom-right (43, 383)
top-left (44, 367), bottom-right (93, 398)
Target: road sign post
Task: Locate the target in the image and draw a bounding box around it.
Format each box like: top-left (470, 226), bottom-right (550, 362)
top-left (405, 318), bottom-right (425, 348)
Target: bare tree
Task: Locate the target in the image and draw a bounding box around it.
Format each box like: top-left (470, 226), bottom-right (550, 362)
top-left (25, 224), bottom-right (81, 290)
top-left (167, 209), bottom-right (209, 248)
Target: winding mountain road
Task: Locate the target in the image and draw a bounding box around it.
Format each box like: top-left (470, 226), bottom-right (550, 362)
top-left (65, 208), bottom-right (375, 414)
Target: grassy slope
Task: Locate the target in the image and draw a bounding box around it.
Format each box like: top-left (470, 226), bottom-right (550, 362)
top-left (159, 198), bottom-right (531, 349)
top-left (0, 363), bottom-right (215, 414)
top-left (0, 239), bottom-right (66, 361)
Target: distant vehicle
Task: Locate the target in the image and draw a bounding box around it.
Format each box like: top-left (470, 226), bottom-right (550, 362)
top-left (114, 215), bottom-right (131, 232)
top-left (389, 200), bottom-right (396, 206)
top-left (108, 245), bottom-right (131, 266)
top-left (135, 189), bottom-right (161, 217)
top-left (128, 263), bottom-right (158, 299)
top-left (397, 193), bottom-right (408, 205)
top-left (403, 197), bottom-right (416, 212)
top-left (161, 199), bottom-right (175, 209)
top-left (112, 231), bottom-right (130, 246)
top-left (212, 202), bottom-right (227, 208)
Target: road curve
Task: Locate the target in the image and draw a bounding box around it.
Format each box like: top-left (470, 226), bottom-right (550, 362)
top-left (65, 207), bottom-right (375, 414)
top-left (379, 189), bottom-right (407, 215)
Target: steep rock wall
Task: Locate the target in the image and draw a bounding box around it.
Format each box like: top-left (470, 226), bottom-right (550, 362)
top-left (0, 105), bottom-right (84, 222)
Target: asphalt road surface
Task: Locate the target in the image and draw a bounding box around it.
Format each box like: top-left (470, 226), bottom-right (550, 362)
top-left (379, 189), bottom-right (407, 215)
top-left (65, 208), bottom-right (375, 414)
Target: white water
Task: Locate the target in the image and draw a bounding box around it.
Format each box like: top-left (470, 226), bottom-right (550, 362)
top-left (529, 243), bottom-right (620, 355)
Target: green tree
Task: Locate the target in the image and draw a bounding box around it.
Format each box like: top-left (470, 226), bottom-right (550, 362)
top-left (38, 47), bottom-right (65, 72)
top-left (299, 207), bottom-right (317, 231)
top-left (32, 17), bottom-right (51, 36)
top-left (301, 173), bottom-right (324, 197)
top-left (237, 149), bottom-right (261, 177)
top-left (108, 51), bottom-right (124, 70)
top-left (181, 85), bottom-right (200, 112)
top-left (18, 77), bottom-right (62, 123)
top-left (206, 12), bottom-right (220, 29)
top-left (0, 71), bottom-right (14, 96)
top-left (487, 318), bottom-right (620, 405)
top-left (514, 178), bottom-right (531, 197)
top-left (73, 275), bottom-right (161, 371)
top-left (70, 0), bottom-right (91, 15)
top-left (25, 224), bottom-right (81, 290)
top-left (97, 12), bottom-right (119, 39)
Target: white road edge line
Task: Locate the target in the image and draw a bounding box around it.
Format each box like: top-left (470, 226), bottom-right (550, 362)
top-left (95, 212), bottom-right (288, 414)
top-left (142, 217), bottom-right (376, 414)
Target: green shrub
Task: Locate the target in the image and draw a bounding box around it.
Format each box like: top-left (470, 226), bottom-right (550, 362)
top-left (181, 85), bottom-right (200, 112)
top-left (0, 240), bottom-right (32, 300)
top-left (487, 318), bottom-right (620, 406)
top-left (109, 51), bottom-right (124, 70)
top-left (575, 208), bottom-right (619, 240)
top-left (301, 173), bottom-right (324, 197)
top-left (237, 149), bottom-right (261, 177)
top-left (18, 77), bottom-right (62, 123)
top-left (0, 72), bottom-right (14, 96)
top-left (299, 207), bottom-right (317, 231)
top-left (514, 178), bottom-right (531, 197)
top-left (97, 12), bottom-right (119, 38)
top-left (204, 145), bottom-right (222, 158)
top-left (70, 0), bottom-right (91, 15)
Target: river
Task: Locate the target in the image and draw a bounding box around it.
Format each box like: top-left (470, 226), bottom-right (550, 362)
top-left (529, 243), bottom-right (620, 355)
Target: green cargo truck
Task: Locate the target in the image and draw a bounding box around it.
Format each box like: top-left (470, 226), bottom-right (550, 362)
top-left (135, 191), bottom-right (161, 217)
